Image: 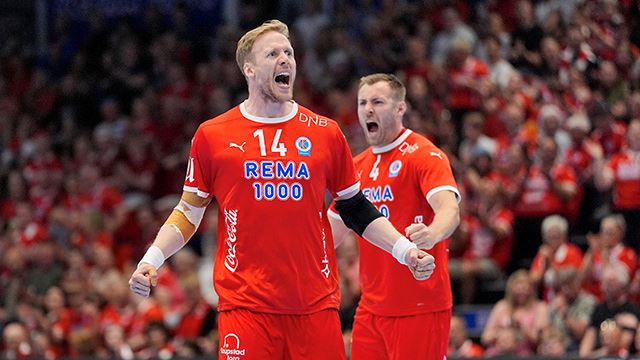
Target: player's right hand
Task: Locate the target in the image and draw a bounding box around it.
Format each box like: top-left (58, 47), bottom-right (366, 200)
top-left (129, 262), bottom-right (158, 297)
top-left (405, 248), bottom-right (435, 281)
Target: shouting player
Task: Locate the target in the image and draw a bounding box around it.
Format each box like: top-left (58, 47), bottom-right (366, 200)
top-left (129, 21), bottom-right (435, 360)
top-left (329, 73), bottom-right (461, 360)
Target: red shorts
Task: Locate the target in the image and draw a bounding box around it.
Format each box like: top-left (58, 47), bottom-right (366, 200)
top-left (350, 307), bottom-right (452, 360)
top-left (218, 308), bottom-right (345, 360)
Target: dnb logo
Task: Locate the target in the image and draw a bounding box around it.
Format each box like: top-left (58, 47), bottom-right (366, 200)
top-left (220, 333), bottom-right (246, 359)
top-left (295, 136), bottom-right (312, 156)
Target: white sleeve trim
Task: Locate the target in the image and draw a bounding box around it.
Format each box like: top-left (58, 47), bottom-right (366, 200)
top-left (335, 181), bottom-right (361, 200)
top-left (426, 185), bottom-right (461, 206)
top-left (183, 185), bottom-right (210, 199)
top-left (327, 208), bottom-right (342, 220)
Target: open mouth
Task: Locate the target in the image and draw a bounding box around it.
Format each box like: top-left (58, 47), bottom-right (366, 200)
top-left (274, 73), bottom-right (291, 87)
top-left (366, 122), bottom-right (379, 132)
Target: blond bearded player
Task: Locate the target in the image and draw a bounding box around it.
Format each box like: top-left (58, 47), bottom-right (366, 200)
top-left (329, 74), bottom-right (461, 360)
top-left (129, 21), bottom-right (435, 360)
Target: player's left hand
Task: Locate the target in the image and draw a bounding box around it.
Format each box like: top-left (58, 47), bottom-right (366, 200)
top-left (405, 223), bottom-right (437, 250)
top-left (405, 248), bottom-right (436, 281)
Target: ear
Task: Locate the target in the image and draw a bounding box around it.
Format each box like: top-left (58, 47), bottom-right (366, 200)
top-left (397, 100), bottom-right (407, 117)
top-left (243, 62), bottom-right (254, 78)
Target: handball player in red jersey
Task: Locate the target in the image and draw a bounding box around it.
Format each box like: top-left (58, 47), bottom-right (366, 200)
top-left (129, 21), bottom-right (436, 360)
top-left (329, 73), bottom-right (461, 360)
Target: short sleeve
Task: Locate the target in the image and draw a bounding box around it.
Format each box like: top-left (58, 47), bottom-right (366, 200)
top-left (414, 148), bottom-right (461, 206)
top-left (183, 126), bottom-right (214, 199)
top-left (327, 125), bottom-right (359, 199)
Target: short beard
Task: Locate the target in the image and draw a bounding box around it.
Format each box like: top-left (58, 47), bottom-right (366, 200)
top-left (260, 83), bottom-right (280, 103)
top-left (260, 81), bottom-right (292, 103)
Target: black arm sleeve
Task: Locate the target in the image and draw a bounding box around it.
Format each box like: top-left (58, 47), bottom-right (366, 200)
top-left (334, 191), bottom-right (384, 236)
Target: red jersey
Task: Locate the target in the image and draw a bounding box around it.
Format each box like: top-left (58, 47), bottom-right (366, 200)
top-left (514, 163), bottom-right (577, 217)
top-left (447, 57), bottom-right (489, 110)
top-left (184, 102), bottom-right (359, 314)
top-left (608, 150), bottom-right (640, 209)
top-left (566, 142), bottom-right (595, 175)
top-left (531, 242), bottom-right (583, 300)
top-left (461, 207), bottom-right (514, 270)
top-left (332, 129), bottom-right (460, 316)
top-left (591, 121), bottom-right (627, 157)
top-left (583, 244), bottom-right (637, 300)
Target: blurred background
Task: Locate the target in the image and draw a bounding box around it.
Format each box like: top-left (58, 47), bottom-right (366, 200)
top-left (1, 0), bottom-right (640, 358)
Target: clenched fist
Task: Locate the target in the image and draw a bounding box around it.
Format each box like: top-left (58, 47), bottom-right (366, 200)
top-left (405, 223), bottom-right (437, 250)
top-left (404, 248), bottom-right (436, 281)
top-left (129, 262), bottom-right (158, 297)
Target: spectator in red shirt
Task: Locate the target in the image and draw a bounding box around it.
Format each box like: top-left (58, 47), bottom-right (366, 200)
top-left (444, 39), bottom-right (490, 139)
top-left (566, 113), bottom-right (598, 180)
top-left (580, 214), bottom-right (637, 300)
top-left (594, 119), bottom-right (640, 250)
top-left (589, 101), bottom-right (627, 157)
top-left (1, 321), bottom-right (32, 360)
top-left (173, 274), bottom-right (217, 341)
top-left (450, 179), bottom-right (514, 304)
top-left (530, 215), bottom-right (584, 301)
top-left (512, 136), bottom-right (579, 269)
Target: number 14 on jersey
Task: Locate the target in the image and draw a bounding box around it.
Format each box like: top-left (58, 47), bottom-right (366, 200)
top-left (254, 129), bottom-right (287, 156)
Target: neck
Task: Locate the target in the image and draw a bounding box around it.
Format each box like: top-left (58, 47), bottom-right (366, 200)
top-left (244, 93), bottom-right (292, 118)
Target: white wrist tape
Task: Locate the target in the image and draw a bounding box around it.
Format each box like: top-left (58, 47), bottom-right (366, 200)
top-left (174, 199), bottom-right (206, 229)
top-left (392, 237), bottom-right (417, 265)
top-left (138, 245), bottom-right (166, 270)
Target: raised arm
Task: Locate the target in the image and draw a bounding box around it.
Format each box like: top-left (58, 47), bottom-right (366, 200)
top-left (405, 190), bottom-right (460, 249)
top-left (129, 191), bottom-right (210, 297)
top-left (332, 191), bottom-right (435, 280)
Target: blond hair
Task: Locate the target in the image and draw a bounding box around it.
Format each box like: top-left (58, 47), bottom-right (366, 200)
top-left (235, 20), bottom-right (290, 73)
top-left (505, 269), bottom-right (534, 307)
top-left (359, 73), bottom-right (406, 102)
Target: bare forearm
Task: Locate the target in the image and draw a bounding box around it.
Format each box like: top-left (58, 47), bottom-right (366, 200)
top-left (428, 204), bottom-right (460, 244)
top-left (328, 211), bottom-right (353, 249)
top-left (361, 217), bottom-right (405, 253)
top-left (141, 191), bottom-right (209, 265)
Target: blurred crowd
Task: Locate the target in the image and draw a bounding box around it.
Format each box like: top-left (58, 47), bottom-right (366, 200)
top-left (1, 0), bottom-right (640, 358)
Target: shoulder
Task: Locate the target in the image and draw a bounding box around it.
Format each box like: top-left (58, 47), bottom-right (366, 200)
top-left (296, 104), bottom-right (341, 131)
top-left (493, 299), bottom-right (509, 313)
top-left (410, 133), bottom-right (445, 157)
top-left (408, 133), bottom-right (453, 167)
top-left (353, 148), bottom-right (371, 163)
top-left (197, 105), bottom-right (243, 136)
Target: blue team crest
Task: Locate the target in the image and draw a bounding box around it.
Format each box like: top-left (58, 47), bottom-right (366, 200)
top-left (389, 160), bottom-right (402, 177)
top-left (295, 136), bottom-right (312, 156)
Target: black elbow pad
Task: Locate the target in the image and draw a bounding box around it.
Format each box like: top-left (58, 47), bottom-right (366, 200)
top-left (334, 191), bottom-right (383, 236)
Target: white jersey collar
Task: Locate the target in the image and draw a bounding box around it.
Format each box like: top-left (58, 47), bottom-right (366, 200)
top-left (372, 129), bottom-right (413, 154)
top-left (240, 101), bottom-right (298, 124)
